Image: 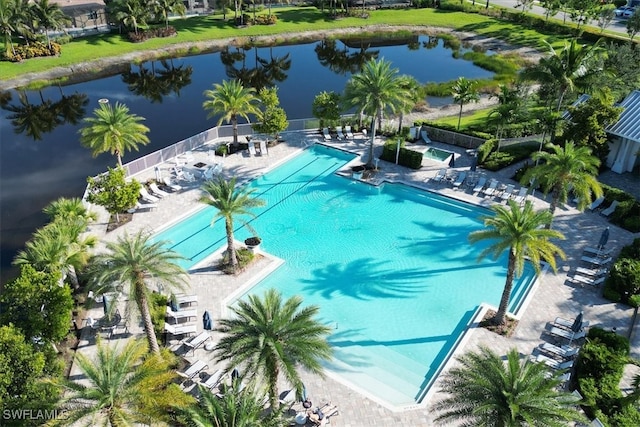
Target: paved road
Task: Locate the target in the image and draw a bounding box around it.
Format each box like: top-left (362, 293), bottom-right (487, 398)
top-left (486, 0), bottom-right (631, 36)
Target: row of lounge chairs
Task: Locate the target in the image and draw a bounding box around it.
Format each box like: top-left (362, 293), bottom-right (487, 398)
top-left (586, 196), bottom-right (619, 217)
top-left (247, 139), bottom-right (269, 156)
top-left (322, 126), bottom-right (355, 141)
top-left (430, 170), bottom-right (529, 203)
top-left (164, 293), bottom-right (200, 338)
top-left (568, 248), bottom-right (613, 287)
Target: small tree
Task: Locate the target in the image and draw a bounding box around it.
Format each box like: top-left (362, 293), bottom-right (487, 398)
top-left (568, 0), bottom-right (600, 30)
top-left (540, 0), bottom-right (561, 21)
top-left (514, 0), bottom-right (534, 13)
top-left (86, 166), bottom-right (141, 223)
top-left (627, 10), bottom-right (640, 41)
top-left (252, 87), bottom-right (288, 142)
top-left (312, 91), bottom-right (342, 128)
top-left (597, 6), bottom-right (616, 33)
top-left (452, 77), bottom-right (480, 131)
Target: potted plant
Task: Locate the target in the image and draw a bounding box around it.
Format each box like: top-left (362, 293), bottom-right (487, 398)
top-left (244, 236), bottom-right (261, 251)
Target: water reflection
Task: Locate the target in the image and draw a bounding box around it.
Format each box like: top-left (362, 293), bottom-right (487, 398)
top-left (315, 38), bottom-right (379, 75)
top-left (220, 46), bottom-right (291, 90)
top-left (121, 59), bottom-right (193, 103)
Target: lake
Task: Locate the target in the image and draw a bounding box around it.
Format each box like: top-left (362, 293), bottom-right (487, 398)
top-left (0, 33), bottom-right (493, 283)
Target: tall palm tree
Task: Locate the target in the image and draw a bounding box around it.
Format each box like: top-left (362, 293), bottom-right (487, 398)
top-left (520, 39), bottom-right (605, 111)
top-left (50, 339), bottom-right (194, 426)
top-left (396, 75), bottom-right (421, 133)
top-left (199, 177), bottom-right (265, 272)
top-left (203, 79), bottom-right (259, 147)
top-left (521, 142), bottom-right (602, 224)
top-left (469, 201), bottom-right (565, 325)
top-left (343, 58), bottom-right (410, 168)
top-left (433, 346), bottom-right (585, 426)
top-left (452, 76), bottom-right (480, 131)
top-left (214, 288), bottom-right (333, 410)
top-left (152, 0), bottom-right (185, 29)
top-left (88, 232), bottom-right (188, 354)
top-left (30, 0), bottom-right (68, 50)
top-left (79, 101), bottom-right (150, 167)
top-left (13, 219), bottom-right (97, 289)
top-left (0, 0), bottom-right (17, 56)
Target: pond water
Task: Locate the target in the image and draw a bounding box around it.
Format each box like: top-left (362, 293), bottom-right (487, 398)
top-left (0, 34), bottom-right (494, 283)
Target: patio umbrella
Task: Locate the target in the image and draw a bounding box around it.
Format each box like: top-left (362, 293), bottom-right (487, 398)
top-left (103, 294), bottom-right (110, 316)
top-left (154, 166), bottom-right (161, 181)
top-left (448, 154), bottom-right (455, 168)
top-left (598, 227), bottom-right (610, 250)
top-left (469, 155), bottom-right (477, 172)
top-left (203, 310), bottom-right (212, 330)
top-left (571, 311), bottom-right (584, 333)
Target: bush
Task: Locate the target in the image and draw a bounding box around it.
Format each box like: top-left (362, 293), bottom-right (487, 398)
top-left (215, 145), bottom-right (228, 156)
top-left (219, 248), bottom-right (255, 274)
top-left (607, 258), bottom-right (640, 303)
top-left (380, 142), bottom-right (423, 169)
top-left (127, 26), bottom-right (177, 42)
top-left (601, 185), bottom-right (640, 233)
top-left (251, 14), bottom-right (277, 25)
top-left (150, 292), bottom-right (168, 340)
top-left (619, 238), bottom-right (640, 260)
top-left (3, 41), bottom-right (61, 62)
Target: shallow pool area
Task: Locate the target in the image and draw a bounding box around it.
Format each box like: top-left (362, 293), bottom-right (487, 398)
top-left (153, 144), bottom-right (536, 409)
top-left (423, 146), bottom-right (454, 162)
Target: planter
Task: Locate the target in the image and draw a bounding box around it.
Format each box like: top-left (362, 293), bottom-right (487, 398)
top-left (245, 236), bottom-right (261, 252)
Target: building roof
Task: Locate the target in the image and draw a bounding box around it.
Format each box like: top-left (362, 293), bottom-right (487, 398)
top-left (607, 90), bottom-right (640, 142)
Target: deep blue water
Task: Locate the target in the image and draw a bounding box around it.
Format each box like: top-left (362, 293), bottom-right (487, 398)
top-left (0, 34), bottom-right (493, 283)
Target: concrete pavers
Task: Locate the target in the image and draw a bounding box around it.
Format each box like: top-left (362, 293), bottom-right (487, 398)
top-left (76, 130), bottom-right (639, 426)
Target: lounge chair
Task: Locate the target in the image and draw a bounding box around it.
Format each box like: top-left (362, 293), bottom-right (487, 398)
top-left (535, 353), bottom-right (575, 370)
top-left (546, 325), bottom-right (586, 343)
top-left (177, 359), bottom-right (208, 380)
top-left (539, 342), bottom-right (579, 359)
top-left (583, 247), bottom-right (613, 256)
top-left (362, 128), bottom-right (367, 139)
top-left (171, 166), bottom-right (183, 178)
top-left (183, 331), bottom-right (211, 354)
top-left (164, 322), bottom-right (197, 337)
top-left (431, 169), bottom-right (447, 183)
top-left (149, 182), bottom-right (170, 198)
top-left (588, 196), bottom-right (605, 211)
top-left (513, 187), bottom-right (528, 204)
top-left (162, 176), bottom-right (182, 192)
top-left (553, 317), bottom-right (590, 331)
top-left (570, 274), bottom-right (606, 287)
top-left (139, 187), bottom-right (160, 203)
top-left (601, 200), bottom-right (619, 217)
top-left (452, 171), bottom-right (467, 188)
top-left (201, 369), bottom-right (223, 390)
top-left (483, 179), bottom-right (499, 197)
top-left (259, 139), bottom-right (268, 155)
top-left (500, 183), bottom-right (515, 201)
top-left (336, 126), bottom-right (345, 140)
top-left (318, 405), bottom-right (339, 426)
top-left (182, 171), bottom-right (196, 182)
top-left (175, 294), bottom-right (198, 307)
top-left (248, 141), bottom-right (257, 156)
top-left (166, 306), bottom-right (198, 323)
top-left (278, 389), bottom-right (296, 408)
top-left (472, 177), bottom-right (487, 193)
top-left (322, 128), bottom-right (331, 141)
top-left (345, 126), bottom-right (354, 139)
top-left (420, 129), bottom-right (432, 144)
top-left (132, 202), bottom-right (157, 212)
top-left (575, 266), bottom-right (607, 277)
top-left (581, 256), bottom-right (612, 266)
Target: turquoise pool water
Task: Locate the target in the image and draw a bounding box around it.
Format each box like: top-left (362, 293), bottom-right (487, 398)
top-left (154, 144), bottom-right (536, 408)
top-left (423, 146), bottom-right (453, 162)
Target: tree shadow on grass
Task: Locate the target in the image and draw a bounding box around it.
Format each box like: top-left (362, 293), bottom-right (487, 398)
top-left (275, 8), bottom-right (335, 24)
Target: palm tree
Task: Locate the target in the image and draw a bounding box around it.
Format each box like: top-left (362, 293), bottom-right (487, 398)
top-left (343, 58), bottom-right (410, 168)
top-left (43, 196), bottom-right (97, 223)
top-left (521, 142), bottom-right (602, 224)
top-left (396, 75), bottom-right (421, 133)
top-left (433, 346), bottom-right (585, 426)
top-left (88, 232), bottom-right (188, 354)
top-left (30, 0), bottom-right (69, 50)
top-left (520, 39), bottom-right (605, 111)
top-left (203, 79), bottom-right (259, 147)
top-left (152, 0), bottom-right (185, 29)
top-left (199, 177), bottom-right (265, 272)
top-left (79, 101), bottom-right (150, 167)
top-left (469, 201), bottom-right (565, 325)
top-left (0, 0), bottom-right (17, 56)
top-left (50, 339), bottom-right (193, 426)
top-left (214, 288), bottom-right (333, 410)
top-left (13, 219), bottom-right (97, 289)
top-left (452, 76), bottom-right (480, 130)
top-left (181, 382), bottom-right (280, 427)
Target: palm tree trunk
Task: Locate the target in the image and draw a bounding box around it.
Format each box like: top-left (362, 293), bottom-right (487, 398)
top-left (367, 117), bottom-right (376, 168)
top-left (68, 265), bottom-right (80, 289)
top-left (116, 149), bottom-right (123, 168)
top-left (232, 115), bottom-right (239, 146)
top-left (457, 103), bottom-right (463, 130)
top-left (494, 250), bottom-right (516, 325)
top-left (545, 186), bottom-right (560, 229)
top-left (136, 283), bottom-right (161, 354)
top-left (226, 219), bottom-right (238, 269)
top-left (397, 112), bottom-right (404, 133)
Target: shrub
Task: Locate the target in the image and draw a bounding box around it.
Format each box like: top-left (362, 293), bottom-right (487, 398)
top-left (150, 292), bottom-right (168, 340)
top-left (127, 26), bottom-right (177, 42)
top-left (607, 258), bottom-right (640, 303)
top-left (251, 14), bottom-right (277, 25)
top-left (244, 236), bottom-right (261, 246)
top-left (215, 145), bottom-right (228, 156)
top-left (619, 238), bottom-right (640, 260)
top-left (380, 142), bottom-right (423, 169)
top-left (219, 248), bottom-right (254, 274)
top-left (3, 41), bottom-right (61, 62)
top-left (601, 185), bottom-right (640, 232)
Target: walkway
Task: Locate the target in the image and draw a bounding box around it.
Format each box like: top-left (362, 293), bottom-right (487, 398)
top-left (77, 130), bottom-right (639, 426)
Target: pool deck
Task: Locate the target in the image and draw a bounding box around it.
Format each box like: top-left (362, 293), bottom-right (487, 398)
top-left (78, 130), bottom-right (640, 426)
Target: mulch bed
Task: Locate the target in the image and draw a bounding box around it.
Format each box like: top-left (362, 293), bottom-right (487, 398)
top-left (479, 309), bottom-right (519, 337)
top-left (106, 213), bottom-right (133, 232)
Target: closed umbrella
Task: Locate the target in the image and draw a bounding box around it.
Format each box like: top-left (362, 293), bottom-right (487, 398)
top-left (203, 310), bottom-right (212, 330)
top-left (154, 166), bottom-right (161, 181)
top-left (598, 227), bottom-right (610, 250)
top-left (571, 311), bottom-right (584, 333)
top-left (470, 155), bottom-right (477, 172)
top-left (448, 154), bottom-right (455, 168)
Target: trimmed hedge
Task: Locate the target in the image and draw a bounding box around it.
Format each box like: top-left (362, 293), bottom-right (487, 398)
top-left (3, 41), bottom-right (61, 62)
top-left (414, 120), bottom-right (492, 140)
top-left (603, 238), bottom-right (640, 307)
top-left (380, 142), bottom-right (423, 169)
top-left (128, 26), bottom-right (177, 43)
top-left (602, 185), bottom-right (640, 233)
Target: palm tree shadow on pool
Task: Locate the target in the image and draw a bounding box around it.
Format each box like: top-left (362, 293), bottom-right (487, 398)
top-left (301, 257), bottom-right (434, 300)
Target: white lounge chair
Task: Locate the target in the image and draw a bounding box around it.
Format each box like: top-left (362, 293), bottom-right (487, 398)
top-left (172, 166), bottom-right (183, 178)
top-left (178, 359), bottom-right (208, 380)
top-left (139, 187), bottom-right (160, 203)
top-left (553, 317), bottom-right (590, 330)
top-left (164, 322), bottom-right (197, 337)
top-left (322, 128), bottom-right (331, 141)
top-left (539, 342), bottom-right (579, 359)
top-left (162, 176), bottom-right (182, 192)
top-left (345, 126), bottom-right (354, 139)
top-left (248, 141), bottom-right (257, 156)
top-left (175, 294), bottom-right (198, 306)
top-left (500, 184), bottom-right (515, 201)
top-left (570, 274), bottom-right (606, 287)
top-left (536, 353), bottom-right (574, 370)
top-left (183, 331), bottom-right (210, 354)
top-left (472, 177), bottom-right (487, 193)
top-left (576, 266), bottom-right (607, 277)
top-left (259, 139), bottom-right (268, 155)
top-left (513, 187), bottom-right (528, 204)
top-left (546, 325), bottom-right (586, 343)
top-left (581, 256), bottom-right (612, 266)
top-left (483, 179), bottom-right (499, 197)
top-left (149, 182), bottom-right (169, 198)
top-left (601, 200), bottom-right (619, 217)
top-left (420, 129), bottom-right (432, 144)
top-left (132, 202), bottom-right (157, 212)
top-left (336, 126), bottom-right (345, 140)
top-left (588, 196), bottom-right (605, 211)
top-left (166, 306), bottom-right (198, 323)
top-left (583, 247), bottom-right (613, 256)
top-left (278, 389), bottom-right (296, 408)
top-left (452, 171), bottom-right (467, 188)
top-left (182, 171), bottom-right (196, 182)
top-left (431, 169), bottom-right (447, 183)
top-left (201, 370), bottom-right (224, 390)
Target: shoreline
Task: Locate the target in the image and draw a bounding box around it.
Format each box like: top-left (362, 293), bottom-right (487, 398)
top-left (0, 25), bottom-right (543, 91)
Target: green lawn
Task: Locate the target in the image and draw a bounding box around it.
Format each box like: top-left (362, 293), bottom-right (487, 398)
top-left (0, 7), bottom-right (575, 81)
top-left (432, 107), bottom-right (493, 129)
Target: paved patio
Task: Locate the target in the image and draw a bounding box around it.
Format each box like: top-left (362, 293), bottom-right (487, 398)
top-left (76, 129), bottom-right (640, 426)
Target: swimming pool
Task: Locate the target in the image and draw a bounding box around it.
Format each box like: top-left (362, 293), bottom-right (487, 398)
top-left (423, 146), bottom-right (453, 162)
top-left (154, 144), bottom-right (536, 409)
